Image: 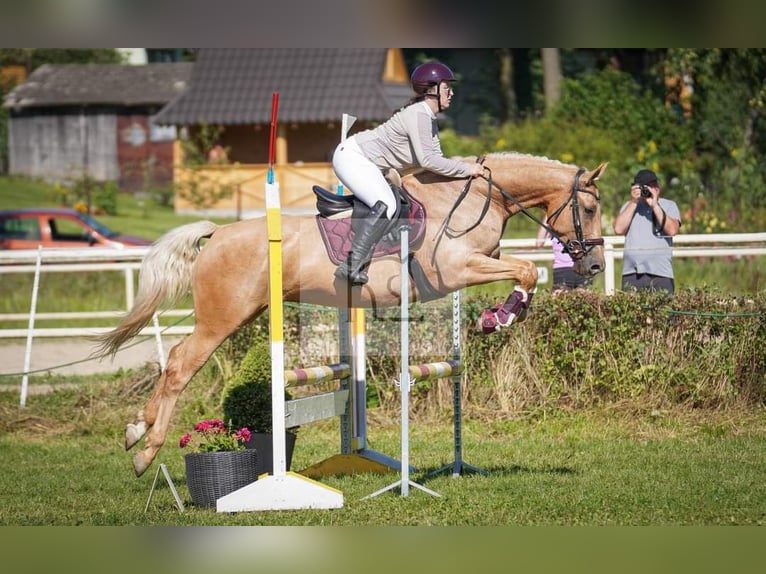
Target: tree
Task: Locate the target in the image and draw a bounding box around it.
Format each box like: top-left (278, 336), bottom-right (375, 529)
top-left (541, 48), bottom-right (562, 110)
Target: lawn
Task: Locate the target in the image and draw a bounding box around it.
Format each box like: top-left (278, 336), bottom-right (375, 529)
top-left (1, 376), bottom-right (765, 527)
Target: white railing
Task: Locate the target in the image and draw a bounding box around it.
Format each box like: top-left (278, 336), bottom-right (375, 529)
top-left (1, 232), bottom-right (765, 339)
top-left (0, 247), bottom-right (195, 339)
top-left (500, 232), bottom-right (766, 294)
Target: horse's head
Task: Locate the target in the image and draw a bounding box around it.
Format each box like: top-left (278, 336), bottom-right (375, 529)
top-left (546, 162), bottom-right (608, 277)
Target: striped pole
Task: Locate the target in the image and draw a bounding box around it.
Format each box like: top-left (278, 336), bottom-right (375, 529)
top-left (217, 93), bottom-right (343, 511)
top-left (265, 92), bottom-right (287, 478)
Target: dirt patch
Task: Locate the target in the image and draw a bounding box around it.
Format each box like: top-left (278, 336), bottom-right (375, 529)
top-left (0, 336), bottom-right (181, 377)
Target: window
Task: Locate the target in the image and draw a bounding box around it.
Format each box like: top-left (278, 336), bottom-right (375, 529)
top-left (0, 217), bottom-right (41, 240)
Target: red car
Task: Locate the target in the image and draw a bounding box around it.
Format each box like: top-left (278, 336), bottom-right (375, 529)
top-left (0, 208), bottom-right (153, 249)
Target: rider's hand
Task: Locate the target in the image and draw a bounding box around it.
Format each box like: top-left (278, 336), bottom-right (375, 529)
top-left (469, 164), bottom-right (484, 177)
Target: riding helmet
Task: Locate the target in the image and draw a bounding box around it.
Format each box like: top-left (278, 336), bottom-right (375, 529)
top-left (411, 62), bottom-right (456, 95)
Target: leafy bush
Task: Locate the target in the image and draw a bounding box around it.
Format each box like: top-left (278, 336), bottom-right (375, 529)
top-left (335, 287), bottom-right (763, 415)
top-left (461, 288), bottom-right (766, 414)
top-left (222, 336), bottom-right (295, 434)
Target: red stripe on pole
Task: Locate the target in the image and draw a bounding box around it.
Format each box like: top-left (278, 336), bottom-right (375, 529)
top-left (268, 92), bottom-right (279, 168)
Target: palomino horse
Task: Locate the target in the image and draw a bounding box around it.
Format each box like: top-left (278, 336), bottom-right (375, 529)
top-left (97, 152), bottom-right (607, 476)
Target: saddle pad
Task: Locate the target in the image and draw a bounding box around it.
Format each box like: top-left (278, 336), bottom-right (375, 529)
top-left (316, 192), bottom-right (427, 265)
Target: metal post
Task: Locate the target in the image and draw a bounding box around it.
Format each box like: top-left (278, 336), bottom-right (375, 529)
top-left (426, 291), bottom-right (488, 478)
top-left (365, 223), bottom-right (440, 499)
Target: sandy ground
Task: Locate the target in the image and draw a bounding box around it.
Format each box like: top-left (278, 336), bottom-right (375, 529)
top-left (0, 336), bottom-right (182, 379)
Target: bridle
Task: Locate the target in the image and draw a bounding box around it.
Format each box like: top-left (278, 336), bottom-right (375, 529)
top-left (441, 162), bottom-right (603, 261)
top-left (543, 167), bottom-right (604, 260)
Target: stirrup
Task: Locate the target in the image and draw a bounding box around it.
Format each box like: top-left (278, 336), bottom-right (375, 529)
top-left (334, 260), bottom-right (369, 286)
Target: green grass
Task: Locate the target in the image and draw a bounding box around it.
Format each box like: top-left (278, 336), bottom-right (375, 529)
top-left (1, 378), bottom-right (765, 526)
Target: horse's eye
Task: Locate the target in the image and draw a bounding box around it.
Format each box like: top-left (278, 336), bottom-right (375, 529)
top-left (584, 207), bottom-right (596, 216)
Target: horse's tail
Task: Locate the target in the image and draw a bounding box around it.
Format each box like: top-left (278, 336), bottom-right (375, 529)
top-left (95, 220), bottom-right (219, 358)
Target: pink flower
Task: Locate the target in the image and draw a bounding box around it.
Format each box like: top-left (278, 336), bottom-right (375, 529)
top-left (179, 419), bottom-right (252, 453)
top-left (194, 420), bottom-right (212, 432)
top-left (235, 428), bottom-right (251, 443)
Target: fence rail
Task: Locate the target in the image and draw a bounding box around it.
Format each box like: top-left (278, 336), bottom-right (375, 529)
top-left (1, 232), bottom-right (765, 339)
top-left (500, 232), bottom-right (766, 295)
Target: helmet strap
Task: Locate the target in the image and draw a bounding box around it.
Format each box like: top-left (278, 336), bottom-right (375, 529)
top-left (425, 81), bottom-right (445, 113)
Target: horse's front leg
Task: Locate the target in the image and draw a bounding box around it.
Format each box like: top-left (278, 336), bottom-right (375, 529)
top-left (462, 253), bottom-right (538, 334)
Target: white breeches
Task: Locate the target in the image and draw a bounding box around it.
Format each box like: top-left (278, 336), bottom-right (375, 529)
top-left (332, 138), bottom-right (397, 219)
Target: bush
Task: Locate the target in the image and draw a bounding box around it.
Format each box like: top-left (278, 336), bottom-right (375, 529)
top-left (461, 288), bottom-right (766, 413)
top-left (222, 337), bottom-right (296, 434)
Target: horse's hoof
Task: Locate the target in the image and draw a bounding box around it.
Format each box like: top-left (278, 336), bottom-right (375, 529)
top-left (125, 422), bottom-right (146, 450)
top-left (132, 451), bottom-right (152, 477)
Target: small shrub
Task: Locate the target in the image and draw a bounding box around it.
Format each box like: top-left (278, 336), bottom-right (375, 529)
top-left (222, 337), bottom-right (296, 434)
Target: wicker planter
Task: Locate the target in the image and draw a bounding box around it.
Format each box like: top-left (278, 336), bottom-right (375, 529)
top-left (246, 432), bottom-right (297, 475)
top-left (184, 450), bottom-right (259, 507)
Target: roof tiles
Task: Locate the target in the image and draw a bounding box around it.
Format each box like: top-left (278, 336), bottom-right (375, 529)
top-left (153, 48), bottom-right (411, 125)
top-left (3, 62), bottom-right (193, 108)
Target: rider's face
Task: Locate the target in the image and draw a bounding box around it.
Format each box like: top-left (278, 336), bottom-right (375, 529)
top-left (439, 83), bottom-right (454, 108)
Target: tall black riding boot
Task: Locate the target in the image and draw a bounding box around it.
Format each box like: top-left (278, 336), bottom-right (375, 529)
top-left (335, 201), bottom-right (390, 286)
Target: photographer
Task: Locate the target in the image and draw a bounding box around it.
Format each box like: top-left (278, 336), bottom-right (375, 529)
top-left (613, 169), bottom-right (682, 293)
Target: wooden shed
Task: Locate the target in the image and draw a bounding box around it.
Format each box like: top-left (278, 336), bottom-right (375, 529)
top-left (3, 62), bottom-right (192, 192)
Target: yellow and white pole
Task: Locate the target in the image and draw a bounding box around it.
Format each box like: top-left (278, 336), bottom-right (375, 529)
top-left (265, 91), bottom-right (287, 478)
top-left (337, 114), bottom-right (369, 450)
top-left (217, 93), bottom-right (343, 511)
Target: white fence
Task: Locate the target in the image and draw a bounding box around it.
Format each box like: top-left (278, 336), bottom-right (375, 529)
top-left (0, 246), bottom-right (193, 340)
top-left (1, 232), bottom-right (765, 340)
top-left (500, 232), bottom-right (766, 295)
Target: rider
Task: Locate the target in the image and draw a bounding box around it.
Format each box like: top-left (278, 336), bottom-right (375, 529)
top-left (332, 61), bottom-right (485, 285)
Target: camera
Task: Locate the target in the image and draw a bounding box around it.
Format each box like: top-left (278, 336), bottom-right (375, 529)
top-left (639, 184), bottom-right (651, 198)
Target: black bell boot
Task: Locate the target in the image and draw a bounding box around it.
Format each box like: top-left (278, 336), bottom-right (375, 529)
top-left (335, 201), bottom-right (390, 285)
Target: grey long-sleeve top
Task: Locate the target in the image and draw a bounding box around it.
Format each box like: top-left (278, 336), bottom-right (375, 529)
top-left (353, 101), bottom-right (475, 178)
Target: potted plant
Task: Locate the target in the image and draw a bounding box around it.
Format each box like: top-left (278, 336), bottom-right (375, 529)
top-left (178, 418), bottom-right (257, 507)
top-left (222, 339), bottom-right (299, 475)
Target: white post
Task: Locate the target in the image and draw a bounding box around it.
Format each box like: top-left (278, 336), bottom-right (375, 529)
top-left (364, 225), bottom-right (440, 499)
top-left (20, 246), bottom-right (43, 407)
top-left (151, 313), bottom-right (166, 371)
top-left (399, 226), bottom-right (411, 496)
top-left (605, 242), bottom-right (616, 295)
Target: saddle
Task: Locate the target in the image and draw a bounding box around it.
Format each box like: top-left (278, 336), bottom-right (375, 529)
top-left (313, 184), bottom-right (427, 266)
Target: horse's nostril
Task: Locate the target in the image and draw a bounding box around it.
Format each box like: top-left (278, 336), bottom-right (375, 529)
top-left (590, 263), bottom-right (604, 274)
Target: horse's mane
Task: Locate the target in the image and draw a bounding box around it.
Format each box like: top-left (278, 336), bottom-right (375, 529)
top-left (408, 151), bottom-right (575, 188)
top-left (455, 151), bottom-right (573, 170)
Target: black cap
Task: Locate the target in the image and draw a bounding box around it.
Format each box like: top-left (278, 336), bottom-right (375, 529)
top-left (633, 169), bottom-right (658, 186)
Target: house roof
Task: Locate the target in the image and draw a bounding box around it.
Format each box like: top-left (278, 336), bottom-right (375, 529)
top-left (153, 49), bottom-right (412, 126)
top-left (2, 62), bottom-right (193, 109)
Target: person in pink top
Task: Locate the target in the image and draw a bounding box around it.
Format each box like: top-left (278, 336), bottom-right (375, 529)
top-left (536, 216), bottom-right (592, 292)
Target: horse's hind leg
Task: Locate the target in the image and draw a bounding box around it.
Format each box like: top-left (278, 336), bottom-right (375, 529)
top-left (128, 329), bottom-right (227, 477)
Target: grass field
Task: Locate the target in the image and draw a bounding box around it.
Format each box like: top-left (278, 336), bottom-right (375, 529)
top-left (2, 176), bottom-right (766, 529)
top-left (1, 375), bottom-right (765, 526)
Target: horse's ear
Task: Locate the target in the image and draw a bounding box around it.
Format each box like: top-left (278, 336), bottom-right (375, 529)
top-left (587, 162), bottom-right (608, 185)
